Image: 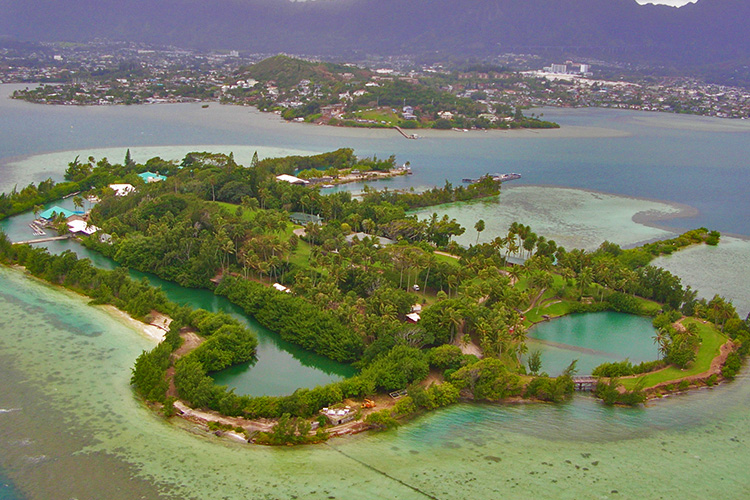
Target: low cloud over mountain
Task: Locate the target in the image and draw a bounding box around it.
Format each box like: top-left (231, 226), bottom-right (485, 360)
top-left (1, 0), bottom-right (747, 70)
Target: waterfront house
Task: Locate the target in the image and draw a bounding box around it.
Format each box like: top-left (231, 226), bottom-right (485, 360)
top-left (137, 171), bottom-right (167, 183)
top-left (67, 219), bottom-right (100, 235)
top-left (109, 184), bottom-right (136, 196)
top-left (275, 174), bottom-right (309, 185)
top-left (345, 232), bottom-right (395, 247)
top-left (39, 206), bottom-right (78, 220)
top-left (289, 213), bottom-right (322, 225)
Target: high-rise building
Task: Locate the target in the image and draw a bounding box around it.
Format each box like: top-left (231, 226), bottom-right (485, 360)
top-left (550, 64), bottom-right (567, 74)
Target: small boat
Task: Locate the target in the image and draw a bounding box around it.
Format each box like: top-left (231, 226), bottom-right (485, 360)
top-left (462, 173), bottom-right (521, 184)
top-left (493, 173), bottom-right (521, 182)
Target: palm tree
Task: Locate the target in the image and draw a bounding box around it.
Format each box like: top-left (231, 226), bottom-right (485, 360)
top-left (577, 267), bottom-right (593, 295)
top-left (72, 195), bottom-right (84, 213)
top-left (53, 212), bottom-right (68, 235)
top-left (529, 270), bottom-right (553, 295)
top-left (653, 329), bottom-right (669, 359)
top-left (422, 254), bottom-right (436, 297)
top-left (474, 219), bottom-right (485, 245)
top-left (505, 239), bottom-right (519, 261)
top-left (561, 268), bottom-right (576, 291)
top-left (446, 273), bottom-right (459, 299)
top-left (220, 237), bottom-right (235, 274)
top-left (507, 265), bottom-right (522, 284)
top-left (490, 236), bottom-right (506, 255)
top-left (444, 306), bottom-right (464, 344)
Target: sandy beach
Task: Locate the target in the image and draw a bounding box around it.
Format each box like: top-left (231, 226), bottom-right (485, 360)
top-left (100, 305), bottom-right (170, 343)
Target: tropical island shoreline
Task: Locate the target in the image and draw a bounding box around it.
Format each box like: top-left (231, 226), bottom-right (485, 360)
top-left (0, 147), bottom-right (746, 446)
top-left (90, 278), bottom-right (742, 444)
top-left (0, 229), bottom-right (739, 446)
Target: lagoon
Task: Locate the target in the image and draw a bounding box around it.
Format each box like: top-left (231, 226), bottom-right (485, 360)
top-left (2, 84), bottom-right (750, 237)
top-left (527, 312), bottom-right (660, 376)
top-left (0, 201), bottom-right (355, 398)
top-left (2, 267), bottom-right (750, 499)
top-left (2, 85), bottom-right (750, 499)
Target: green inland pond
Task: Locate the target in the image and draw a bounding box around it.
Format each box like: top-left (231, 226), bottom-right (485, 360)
top-left (0, 205), bottom-right (356, 398)
top-left (2, 266), bottom-right (750, 500)
top-left (527, 312), bottom-right (661, 376)
top-left (2, 86), bottom-right (750, 499)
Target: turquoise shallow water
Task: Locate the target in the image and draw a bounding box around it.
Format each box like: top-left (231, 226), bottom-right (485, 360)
top-left (0, 204), bottom-right (356, 397)
top-left (2, 266), bottom-right (750, 499)
top-left (527, 312), bottom-right (660, 376)
top-left (0, 470), bottom-right (21, 500)
top-left (653, 236), bottom-right (750, 318)
top-left (2, 85), bottom-right (750, 499)
top-left (1, 84), bottom-right (750, 235)
top-left (412, 187), bottom-right (681, 251)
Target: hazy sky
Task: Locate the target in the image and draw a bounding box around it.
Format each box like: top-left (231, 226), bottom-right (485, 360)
top-left (636, 0), bottom-right (697, 6)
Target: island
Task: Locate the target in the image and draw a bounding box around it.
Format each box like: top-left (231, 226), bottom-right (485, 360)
top-left (0, 148), bottom-right (746, 445)
top-left (7, 42), bottom-right (750, 127)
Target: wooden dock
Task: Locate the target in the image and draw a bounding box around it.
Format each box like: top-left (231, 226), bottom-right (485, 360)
top-left (14, 235), bottom-right (72, 245)
top-left (572, 376), bottom-right (598, 392)
top-left (394, 126), bottom-right (418, 140)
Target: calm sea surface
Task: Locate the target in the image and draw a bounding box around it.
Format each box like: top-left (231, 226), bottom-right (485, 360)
top-left (1, 85), bottom-right (750, 499)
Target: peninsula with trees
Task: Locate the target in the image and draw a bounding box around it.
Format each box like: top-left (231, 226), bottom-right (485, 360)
top-left (0, 148), bottom-right (747, 445)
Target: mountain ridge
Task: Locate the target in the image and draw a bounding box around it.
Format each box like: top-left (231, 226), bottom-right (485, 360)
top-left (1, 0), bottom-right (747, 70)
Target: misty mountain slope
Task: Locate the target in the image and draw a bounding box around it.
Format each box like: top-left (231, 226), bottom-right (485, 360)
top-left (1, 0), bottom-right (748, 68)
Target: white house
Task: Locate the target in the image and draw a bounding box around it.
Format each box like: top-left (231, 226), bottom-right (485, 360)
top-left (67, 219), bottom-right (100, 235)
top-left (275, 174), bottom-right (309, 185)
top-left (109, 184), bottom-right (136, 196)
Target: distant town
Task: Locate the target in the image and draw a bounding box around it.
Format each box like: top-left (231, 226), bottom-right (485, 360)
top-left (2, 41), bottom-right (748, 122)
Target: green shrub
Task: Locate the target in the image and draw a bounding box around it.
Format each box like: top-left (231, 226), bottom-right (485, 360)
top-left (365, 409), bottom-right (399, 430)
top-left (594, 378), bottom-right (645, 406)
top-left (450, 358), bottom-right (522, 400)
top-left (524, 375), bottom-right (574, 402)
top-left (722, 351), bottom-right (742, 379)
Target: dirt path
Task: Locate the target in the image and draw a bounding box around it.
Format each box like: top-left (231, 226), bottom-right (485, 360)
top-left (454, 335), bottom-right (483, 358)
top-left (166, 329), bottom-right (205, 399)
top-left (173, 330), bottom-right (203, 358)
top-left (434, 250), bottom-right (460, 259)
top-left (174, 401), bottom-right (275, 434)
top-left (420, 369), bottom-right (445, 388)
top-left (523, 288), bottom-right (548, 313)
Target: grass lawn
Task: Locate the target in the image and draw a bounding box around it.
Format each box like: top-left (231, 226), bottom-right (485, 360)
top-left (524, 300), bottom-right (575, 325)
top-left (633, 296), bottom-right (662, 316)
top-left (621, 318), bottom-right (727, 390)
top-left (352, 108), bottom-right (400, 125)
top-left (433, 252), bottom-right (461, 266)
top-left (215, 200), bottom-right (245, 216)
top-left (213, 201), bottom-right (297, 238)
top-left (288, 238), bottom-right (313, 268)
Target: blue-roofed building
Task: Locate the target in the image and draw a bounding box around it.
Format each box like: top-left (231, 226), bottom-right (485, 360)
top-left (138, 171), bottom-right (167, 183)
top-left (38, 206), bottom-right (79, 220)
